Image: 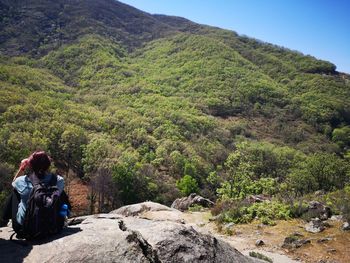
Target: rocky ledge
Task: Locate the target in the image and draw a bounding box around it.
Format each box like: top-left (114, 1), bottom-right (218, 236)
top-left (0, 202), bottom-right (259, 263)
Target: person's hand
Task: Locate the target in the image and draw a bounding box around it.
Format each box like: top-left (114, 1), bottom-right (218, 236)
top-left (19, 158), bottom-right (30, 171)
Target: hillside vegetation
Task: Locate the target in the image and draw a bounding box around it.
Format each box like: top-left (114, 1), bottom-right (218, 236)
top-left (0, 0), bottom-right (349, 217)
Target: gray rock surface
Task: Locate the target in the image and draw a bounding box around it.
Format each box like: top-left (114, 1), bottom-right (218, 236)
top-left (342, 221), bottom-right (350, 231)
top-left (329, 215), bottom-right (343, 221)
top-left (0, 202), bottom-right (257, 263)
top-left (255, 239), bottom-right (265, 246)
top-left (305, 218), bottom-right (326, 233)
top-left (244, 195), bottom-right (270, 204)
top-left (110, 201), bottom-right (176, 216)
top-left (282, 235), bottom-right (311, 249)
top-left (171, 193), bottom-right (214, 211)
top-left (317, 237), bottom-right (333, 243)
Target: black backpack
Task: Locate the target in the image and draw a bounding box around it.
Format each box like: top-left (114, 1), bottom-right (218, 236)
top-left (19, 174), bottom-right (66, 240)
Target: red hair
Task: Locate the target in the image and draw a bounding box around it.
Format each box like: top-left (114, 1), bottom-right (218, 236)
top-left (28, 151), bottom-right (51, 177)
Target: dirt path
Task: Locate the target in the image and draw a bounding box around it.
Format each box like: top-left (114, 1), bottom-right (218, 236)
top-left (181, 211), bottom-right (350, 263)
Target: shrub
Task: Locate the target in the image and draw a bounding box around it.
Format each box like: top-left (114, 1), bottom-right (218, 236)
top-left (188, 204), bottom-right (204, 212)
top-left (176, 175), bottom-right (199, 196)
top-left (215, 200), bottom-right (291, 225)
top-left (249, 251), bottom-right (273, 263)
top-left (324, 186), bottom-right (350, 221)
top-left (288, 199), bottom-right (309, 218)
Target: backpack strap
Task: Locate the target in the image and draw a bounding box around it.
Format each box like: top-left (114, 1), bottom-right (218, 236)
top-left (27, 173), bottom-right (41, 186)
top-left (27, 173), bottom-right (58, 187)
top-left (48, 174), bottom-right (58, 186)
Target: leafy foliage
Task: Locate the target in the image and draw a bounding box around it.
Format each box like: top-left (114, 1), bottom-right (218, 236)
top-left (176, 175), bottom-right (199, 196)
top-left (215, 199), bottom-right (291, 225)
top-left (0, 0), bottom-right (349, 215)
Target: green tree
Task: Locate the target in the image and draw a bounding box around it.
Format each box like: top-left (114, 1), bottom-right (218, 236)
top-left (112, 150), bottom-right (150, 205)
top-left (306, 153), bottom-right (349, 191)
top-left (176, 175), bottom-right (199, 196)
top-left (82, 136), bottom-right (119, 213)
top-left (217, 149), bottom-right (253, 199)
top-left (59, 124), bottom-right (88, 195)
top-left (332, 126), bottom-right (350, 151)
top-left (286, 153), bottom-right (349, 195)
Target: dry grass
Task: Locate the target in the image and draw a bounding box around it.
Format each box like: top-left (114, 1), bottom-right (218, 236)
top-left (226, 219), bottom-right (350, 263)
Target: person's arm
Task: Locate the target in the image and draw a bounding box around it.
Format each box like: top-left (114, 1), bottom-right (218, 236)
top-left (12, 158), bottom-right (30, 182)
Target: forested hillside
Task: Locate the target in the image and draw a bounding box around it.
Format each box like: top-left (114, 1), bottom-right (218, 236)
top-left (0, 0), bottom-right (349, 218)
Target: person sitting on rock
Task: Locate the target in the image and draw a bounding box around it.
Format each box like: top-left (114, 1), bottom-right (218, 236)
top-left (1, 151), bottom-right (70, 240)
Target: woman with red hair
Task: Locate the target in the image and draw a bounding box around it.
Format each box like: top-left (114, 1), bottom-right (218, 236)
top-left (12, 151), bottom-right (65, 226)
top-left (1, 151), bottom-right (67, 238)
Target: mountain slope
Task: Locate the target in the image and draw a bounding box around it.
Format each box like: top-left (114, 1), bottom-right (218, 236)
top-left (0, 0), bottom-right (349, 210)
top-left (0, 0), bottom-right (176, 56)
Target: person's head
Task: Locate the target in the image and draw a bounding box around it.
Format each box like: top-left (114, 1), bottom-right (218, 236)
top-left (28, 151), bottom-right (51, 177)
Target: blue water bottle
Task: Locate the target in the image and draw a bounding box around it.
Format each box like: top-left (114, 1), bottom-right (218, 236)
top-left (59, 204), bottom-right (69, 217)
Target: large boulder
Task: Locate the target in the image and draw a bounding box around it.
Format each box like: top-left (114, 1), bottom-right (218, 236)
top-left (110, 201), bottom-right (176, 216)
top-left (0, 202), bottom-right (257, 263)
top-left (171, 193), bottom-right (214, 211)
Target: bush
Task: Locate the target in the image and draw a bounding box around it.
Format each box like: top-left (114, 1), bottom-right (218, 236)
top-left (249, 251), bottom-right (273, 263)
top-left (188, 204), bottom-right (204, 212)
top-left (215, 200), bottom-right (291, 225)
top-left (288, 199), bottom-right (309, 218)
top-left (323, 186), bottom-right (350, 221)
top-left (176, 175), bottom-right (199, 196)
top-left (211, 199), bottom-right (238, 216)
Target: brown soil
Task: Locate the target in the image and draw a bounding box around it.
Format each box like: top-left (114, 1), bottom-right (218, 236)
top-left (228, 219), bottom-right (350, 263)
top-left (67, 178), bottom-right (89, 216)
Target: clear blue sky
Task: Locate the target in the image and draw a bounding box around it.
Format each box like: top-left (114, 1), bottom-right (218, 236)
top-left (119, 0), bottom-right (350, 73)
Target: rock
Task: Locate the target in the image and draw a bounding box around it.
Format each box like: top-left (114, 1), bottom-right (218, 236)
top-left (329, 215), bottom-right (343, 221)
top-left (245, 195), bottom-right (271, 204)
top-left (209, 215), bottom-right (220, 222)
top-left (222, 222), bottom-right (235, 234)
top-left (0, 202), bottom-right (257, 263)
top-left (342, 221), bottom-right (350, 231)
top-left (305, 218), bottom-right (325, 233)
top-left (171, 193), bottom-right (214, 211)
top-left (224, 222), bottom-right (235, 229)
top-left (317, 260), bottom-right (341, 263)
top-left (255, 239), bottom-right (265, 246)
top-left (282, 235), bottom-right (311, 249)
top-left (110, 201), bottom-right (175, 216)
top-left (317, 237), bottom-right (333, 243)
top-left (306, 201), bottom-right (332, 220)
top-left (326, 248), bottom-right (337, 253)
top-left (111, 201), bottom-right (185, 224)
top-left (67, 215), bottom-right (95, 225)
top-left (291, 232), bottom-right (304, 237)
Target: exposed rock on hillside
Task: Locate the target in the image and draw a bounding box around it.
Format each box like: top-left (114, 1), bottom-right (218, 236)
top-left (305, 218), bottom-right (326, 233)
top-left (342, 221), bottom-right (350, 231)
top-left (282, 234), bottom-right (311, 249)
top-left (0, 202), bottom-right (258, 263)
top-left (171, 194), bottom-right (214, 211)
top-left (306, 201), bottom-right (332, 221)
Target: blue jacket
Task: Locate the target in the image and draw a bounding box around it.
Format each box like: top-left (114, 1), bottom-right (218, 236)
top-left (12, 173), bottom-right (65, 225)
